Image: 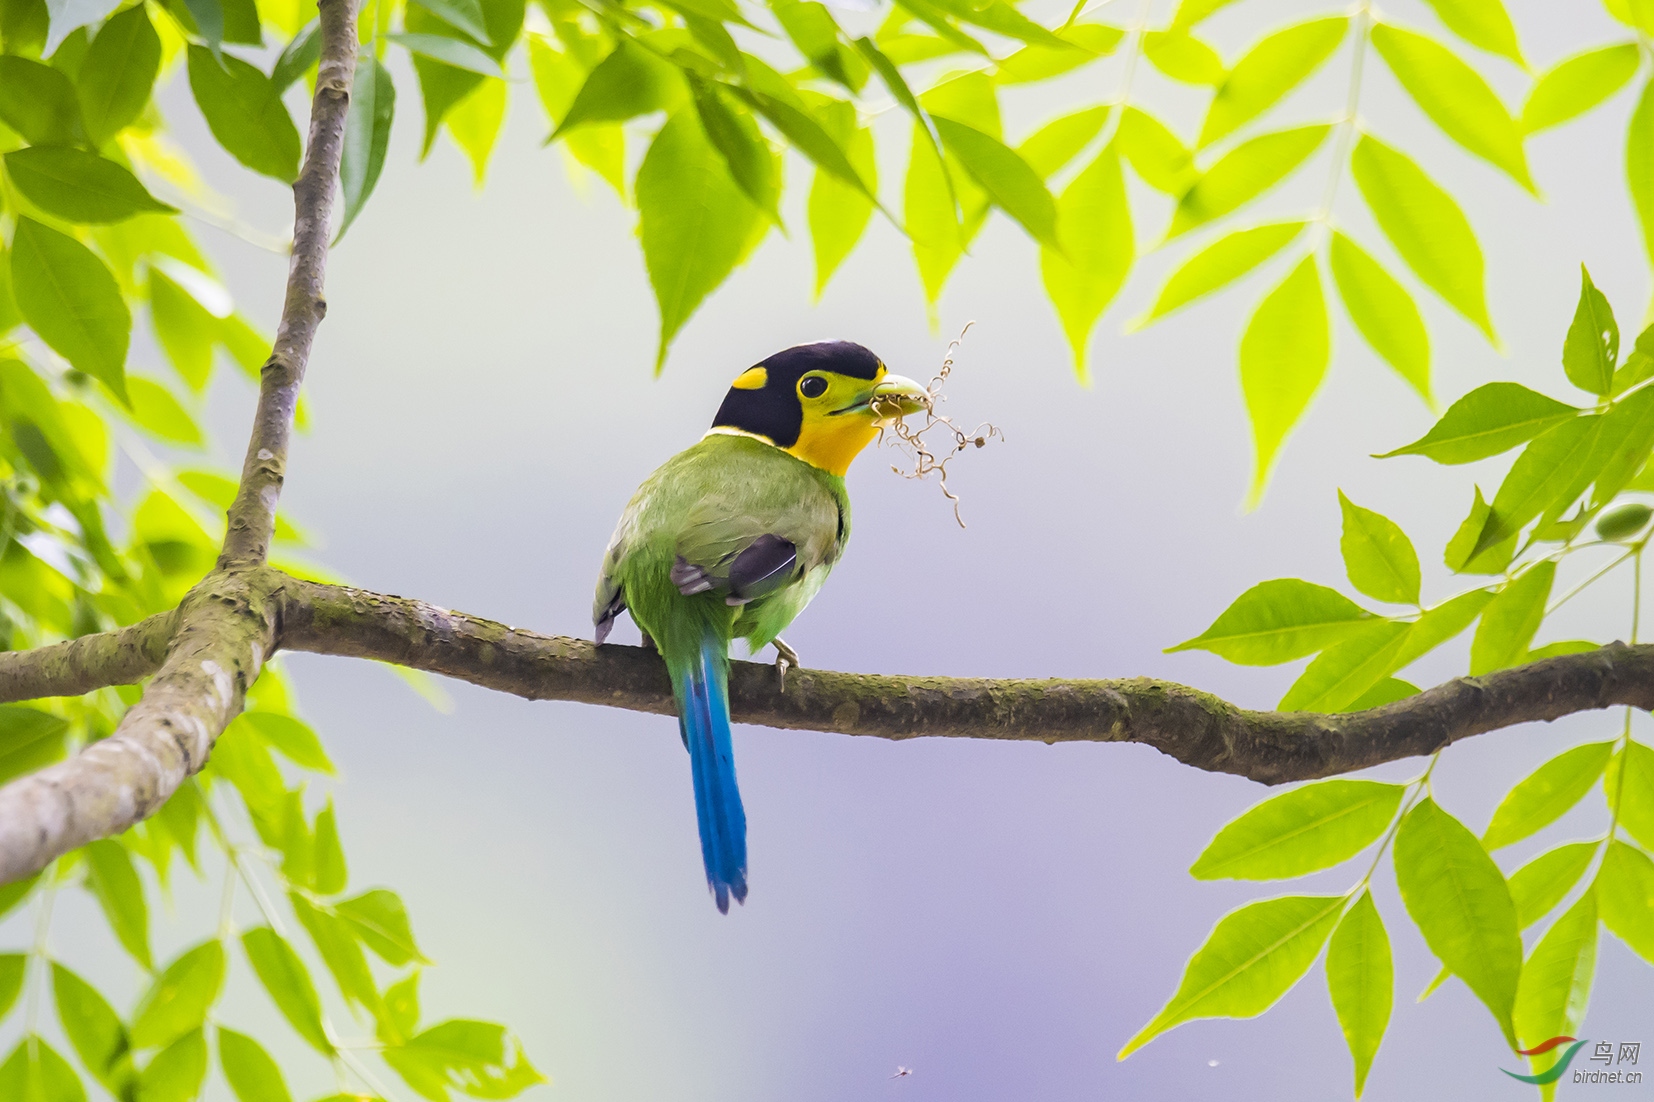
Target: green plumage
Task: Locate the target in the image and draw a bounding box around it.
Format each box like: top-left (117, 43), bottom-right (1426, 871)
top-left (594, 432), bottom-right (850, 662)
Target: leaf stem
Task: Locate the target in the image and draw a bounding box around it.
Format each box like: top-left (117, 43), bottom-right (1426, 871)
top-left (1311, 1), bottom-right (1370, 246)
top-left (22, 866), bottom-right (58, 1036)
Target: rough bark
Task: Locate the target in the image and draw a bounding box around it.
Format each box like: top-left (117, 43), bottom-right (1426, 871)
top-left (0, 612), bottom-right (175, 702)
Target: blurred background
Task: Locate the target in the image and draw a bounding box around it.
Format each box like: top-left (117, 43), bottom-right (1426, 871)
top-left (12, 0), bottom-right (1654, 1098)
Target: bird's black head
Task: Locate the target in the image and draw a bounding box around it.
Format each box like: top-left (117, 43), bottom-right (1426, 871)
top-left (710, 341), bottom-right (886, 448)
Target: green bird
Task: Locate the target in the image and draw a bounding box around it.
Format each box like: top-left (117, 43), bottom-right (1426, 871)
top-left (593, 342), bottom-right (928, 912)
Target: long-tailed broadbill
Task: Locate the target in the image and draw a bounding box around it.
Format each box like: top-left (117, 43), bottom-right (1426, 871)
top-left (593, 341), bottom-right (928, 912)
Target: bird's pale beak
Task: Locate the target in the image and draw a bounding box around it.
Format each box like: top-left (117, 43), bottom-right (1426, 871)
top-left (866, 374), bottom-right (930, 423)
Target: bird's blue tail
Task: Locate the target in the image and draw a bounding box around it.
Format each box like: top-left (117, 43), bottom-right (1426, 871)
top-left (676, 634), bottom-right (747, 913)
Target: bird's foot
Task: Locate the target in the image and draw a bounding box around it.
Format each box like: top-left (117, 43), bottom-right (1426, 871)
top-left (773, 637), bottom-right (800, 690)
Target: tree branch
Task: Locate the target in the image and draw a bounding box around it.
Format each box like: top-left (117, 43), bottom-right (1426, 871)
top-left (0, 612), bottom-right (175, 702)
top-left (0, 0), bottom-right (359, 884)
top-left (276, 577), bottom-right (1654, 784)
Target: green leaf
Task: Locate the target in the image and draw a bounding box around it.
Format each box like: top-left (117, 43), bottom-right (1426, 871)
top-left (0, 1036), bottom-right (87, 1102)
top-left (0, 56), bottom-right (85, 146)
top-left (10, 217), bottom-right (129, 399)
top-left (1134, 221), bottom-right (1305, 327)
top-left (1338, 491), bottom-right (1421, 605)
top-left (932, 116), bottom-right (1057, 249)
top-left (391, 32), bottom-right (503, 77)
top-left (1523, 43), bottom-right (1640, 134)
top-left (1392, 588), bottom-right (1493, 669)
top-left (336, 888), bottom-right (430, 966)
top-left (1241, 256), bottom-right (1329, 499)
top-left (1562, 264), bottom-right (1618, 396)
top-left (1513, 892), bottom-right (1596, 1060)
top-left (1369, 24), bottom-right (1531, 191)
top-left (1170, 0), bottom-right (1236, 28)
top-left (77, 4), bottom-right (161, 145)
top-left (444, 77), bottom-right (506, 185)
top-left (1115, 107), bottom-right (1195, 194)
top-left (1278, 620), bottom-right (1413, 713)
top-left (1471, 418), bottom-right (1601, 555)
top-left (1392, 797), bottom-right (1521, 1046)
top-left (0, 706), bottom-right (69, 786)
top-left (1483, 742), bottom-right (1613, 852)
top-left (1630, 80), bottom-right (1654, 270)
top-left (217, 1027), bottom-right (293, 1102)
top-left (1199, 17), bottom-right (1347, 147)
top-left (185, 46), bottom-right (300, 183)
top-left (270, 21), bottom-right (321, 91)
top-left (1117, 895), bottom-right (1344, 1058)
top-left (1606, 740), bottom-right (1654, 850)
top-left (1169, 577), bottom-right (1371, 664)
top-left (312, 799), bottom-right (347, 896)
top-left (1419, 0), bottom-right (1523, 66)
top-left (136, 1028), bottom-right (205, 1102)
top-left (1443, 489), bottom-right (1514, 571)
top-left (338, 55), bottom-right (395, 242)
top-left (384, 1020), bottom-right (545, 1102)
top-left (636, 111), bottom-right (763, 371)
top-left (1526, 639), bottom-right (1603, 659)
top-left (179, 0), bottom-right (224, 50)
top-left (1593, 391), bottom-right (1654, 509)
top-left (125, 377), bottom-right (203, 447)
top-left (996, 24), bottom-right (1121, 84)
top-left (1039, 145), bottom-right (1131, 381)
top-left (853, 37), bottom-right (947, 184)
top-left (1328, 232), bottom-right (1430, 403)
top-left (289, 893), bottom-right (383, 1020)
top-left (1169, 124), bottom-right (1329, 238)
top-left (691, 82), bottom-right (780, 225)
top-left (1596, 840), bottom-right (1654, 963)
top-left (904, 121), bottom-right (969, 309)
top-left (1350, 134), bottom-right (1492, 340)
top-left (1017, 104), bottom-right (1111, 179)
top-left (0, 955), bottom-right (19, 1024)
top-left (51, 964), bottom-right (133, 1094)
top-left (147, 268), bottom-right (215, 392)
top-left (130, 940), bottom-right (225, 1049)
top-left (241, 928), bottom-right (332, 1055)
top-left (1348, 676), bottom-right (1420, 709)
top-left (84, 839), bottom-right (149, 969)
top-left (1377, 382), bottom-right (1578, 464)
top-left (1190, 780), bottom-right (1405, 880)
top-left (807, 103), bottom-right (875, 297)
top-left (1142, 30), bottom-right (1224, 85)
top-left (922, 0), bottom-right (1070, 49)
top-left (1468, 561), bottom-right (1555, 674)
top-left (551, 41), bottom-right (673, 137)
top-left (890, 0), bottom-right (987, 55)
top-left (380, 971), bottom-right (422, 1044)
top-left (1326, 890), bottom-right (1390, 1097)
top-left (241, 712), bottom-right (336, 775)
top-left (409, 0), bottom-right (491, 43)
top-left (1511, 842), bottom-right (1596, 928)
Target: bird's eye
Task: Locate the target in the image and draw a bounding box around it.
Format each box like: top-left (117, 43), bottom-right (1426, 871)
top-left (798, 375), bottom-right (828, 399)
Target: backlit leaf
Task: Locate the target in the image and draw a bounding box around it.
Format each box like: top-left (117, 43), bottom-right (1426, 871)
top-left (84, 839), bottom-right (149, 969)
top-left (241, 927), bottom-right (332, 1055)
top-left (125, 377), bottom-right (203, 447)
top-left (1240, 256), bottom-right (1329, 499)
top-left (131, 940), bottom-right (225, 1049)
top-left (1510, 842), bottom-right (1596, 929)
top-left (217, 1028), bottom-right (293, 1102)
top-left (0, 1036), bottom-right (86, 1102)
top-left (1142, 30), bottom-right (1224, 85)
top-left (1513, 893), bottom-right (1596, 1072)
top-left (312, 800), bottom-right (347, 896)
top-left (52, 964), bottom-right (133, 1094)
top-left (1326, 890), bottom-right (1390, 1097)
top-left (1350, 135), bottom-right (1492, 340)
top-left (1605, 740), bottom-right (1654, 850)
top-left (1168, 577), bottom-right (1371, 665)
top-left (1523, 43), bottom-right (1639, 134)
top-left (0, 956), bottom-right (20, 1024)
top-left (1115, 107), bottom-right (1194, 195)
top-left (290, 894), bottom-right (383, 1019)
top-left (0, 56), bottom-right (84, 146)
top-left (1328, 232), bottom-right (1430, 403)
top-left (445, 76), bottom-right (506, 186)
top-left (241, 712), bottom-right (335, 774)
top-left (391, 32), bottom-right (502, 77)
top-left (408, 0), bottom-right (490, 43)
top-left (1628, 80), bottom-right (1654, 270)
top-left (1377, 382), bottom-right (1577, 464)
top-left (338, 55), bottom-right (395, 241)
top-left (1393, 797), bottom-right (1520, 1046)
top-left (1562, 264), bottom-right (1617, 396)
top-left (933, 117), bottom-right (1057, 248)
top-left (383, 1020), bottom-right (545, 1102)
top-left (808, 103), bottom-right (876, 296)
top-left (637, 111), bottom-right (763, 370)
top-left (1039, 145), bottom-right (1131, 381)
top-left (10, 217), bottom-right (130, 399)
top-left (1136, 221), bottom-right (1305, 326)
top-left (147, 268), bottom-right (215, 391)
top-left (1190, 779), bottom-right (1405, 880)
top-left (553, 41), bottom-right (674, 137)
top-left (186, 46), bottom-right (300, 182)
top-left (1338, 492), bottom-right (1420, 606)
top-left (336, 888), bottom-right (430, 966)
top-left (1419, 0), bottom-right (1523, 66)
top-left (1595, 840), bottom-right (1654, 963)
top-left (77, 4), bottom-right (161, 145)
top-left (1199, 17), bottom-right (1347, 147)
top-left (1169, 125), bottom-right (1329, 238)
top-left (1118, 895), bottom-right (1344, 1058)
top-left (136, 1028), bottom-right (206, 1102)
top-left (1470, 417), bottom-right (1601, 556)
top-left (1278, 620), bottom-right (1412, 713)
top-left (1468, 560), bottom-right (1554, 674)
top-left (1370, 23), bottom-right (1530, 191)
top-left (1483, 741), bottom-right (1613, 849)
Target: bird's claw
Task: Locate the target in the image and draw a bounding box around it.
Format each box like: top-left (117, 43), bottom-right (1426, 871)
top-left (773, 637), bottom-right (800, 690)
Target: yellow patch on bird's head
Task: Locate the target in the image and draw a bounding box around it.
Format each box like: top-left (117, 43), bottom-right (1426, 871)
top-left (708, 342), bottom-right (930, 476)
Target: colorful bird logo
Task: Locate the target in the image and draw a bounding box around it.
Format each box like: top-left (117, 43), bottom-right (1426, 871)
top-left (1503, 1037), bottom-right (1589, 1085)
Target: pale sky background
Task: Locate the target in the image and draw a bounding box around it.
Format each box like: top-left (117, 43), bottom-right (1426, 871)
top-left (7, 1), bottom-right (1654, 1100)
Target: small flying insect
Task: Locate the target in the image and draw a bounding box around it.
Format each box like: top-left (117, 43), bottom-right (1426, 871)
top-left (890, 1067), bottom-right (914, 1079)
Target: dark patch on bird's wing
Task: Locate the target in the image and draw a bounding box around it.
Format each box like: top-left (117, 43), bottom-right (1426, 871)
top-left (725, 535), bottom-right (797, 604)
top-left (594, 586), bottom-right (627, 645)
top-left (670, 557), bottom-right (717, 596)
